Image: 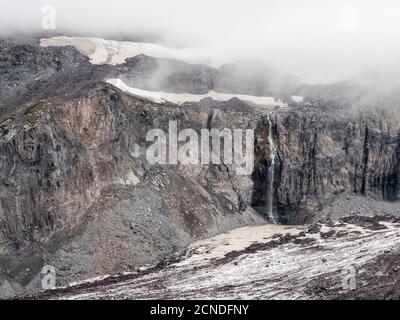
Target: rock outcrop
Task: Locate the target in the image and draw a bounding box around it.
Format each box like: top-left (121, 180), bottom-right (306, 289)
top-left (251, 106), bottom-right (400, 223)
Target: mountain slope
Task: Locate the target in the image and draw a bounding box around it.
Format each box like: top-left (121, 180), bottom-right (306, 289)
top-left (1, 35), bottom-right (400, 299)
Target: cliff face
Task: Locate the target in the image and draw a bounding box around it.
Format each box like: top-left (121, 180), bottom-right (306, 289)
top-left (0, 83), bottom-right (265, 297)
top-left (251, 107), bottom-right (400, 223)
top-left (0, 83), bottom-right (263, 246)
top-left (1, 83), bottom-right (400, 294)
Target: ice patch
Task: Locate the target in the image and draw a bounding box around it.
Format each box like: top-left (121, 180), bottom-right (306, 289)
top-left (181, 223), bottom-right (303, 264)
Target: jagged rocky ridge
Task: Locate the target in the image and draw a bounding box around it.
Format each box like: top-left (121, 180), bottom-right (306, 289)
top-left (0, 36), bottom-right (400, 297)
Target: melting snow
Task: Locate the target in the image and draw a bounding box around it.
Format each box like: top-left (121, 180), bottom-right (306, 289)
top-left (107, 78), bottom-right (287, 107)
top-left (40, 36), bottom-right (201, 65)
top-left (181, 223), bottom-right (303, 265)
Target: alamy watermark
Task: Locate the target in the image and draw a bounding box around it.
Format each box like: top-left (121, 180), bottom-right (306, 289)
top-left (341, 265), bottom-right (357, 291)
top-left (41, 265), bottom-right (56, 290)
top-left (341, 6), bottom-right (358, 30)
top-left (41, 4), bottom-right (56, 30)
top-left (142, 121), bottom-right (254, 176)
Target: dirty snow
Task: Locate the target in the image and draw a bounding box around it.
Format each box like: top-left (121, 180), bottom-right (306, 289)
top-left (181, 223), bottom-right (303, 264)
top-left (37, 220), bottom-right (400, 300)
top-left (107, 78), bottom-right (287, 107)
top-left (40, 36), bottom-right (201, 65)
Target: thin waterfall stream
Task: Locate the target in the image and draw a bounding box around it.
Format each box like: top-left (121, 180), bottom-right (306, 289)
top-left (267, 113), bottom-right (278, 223)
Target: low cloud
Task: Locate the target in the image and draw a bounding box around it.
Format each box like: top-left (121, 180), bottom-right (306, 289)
top-left (1, 0), bottom-right (400, 85)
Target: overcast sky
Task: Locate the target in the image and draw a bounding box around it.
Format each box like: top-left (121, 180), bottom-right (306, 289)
top-left (1, 0), bottom-right (400, 84)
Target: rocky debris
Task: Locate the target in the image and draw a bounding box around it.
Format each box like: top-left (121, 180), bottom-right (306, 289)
top-left (0, 38), bottom-right (114, 117)
top-left (26, 220), bottom-right (400, 300)
top-left (293, 237), bottom-right (317, 245)
top-left (307, 224), bottom-right (322, 234)
top-left (305, 249), bottom-right (400, 300)
top-left (0, 82), bottom-right (264, 298)
top-left (318, 193), bottom-right (400, 222)
top-left (320, 230), bottom-right (336, 239)
top-left (338, 251), bottom-right (400, 300)
top-left (340, 215), bottom-right (391, 231)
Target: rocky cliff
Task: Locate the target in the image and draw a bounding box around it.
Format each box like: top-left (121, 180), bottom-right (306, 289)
top-left (0, 82), bottom-right (264, 297)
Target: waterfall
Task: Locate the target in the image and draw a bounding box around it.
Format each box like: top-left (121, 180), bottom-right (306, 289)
top-left (267, 113), bottom-right (278, 223)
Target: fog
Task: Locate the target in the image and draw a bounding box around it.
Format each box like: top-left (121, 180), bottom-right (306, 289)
top-left (1, 0), bottom-right (400, 84)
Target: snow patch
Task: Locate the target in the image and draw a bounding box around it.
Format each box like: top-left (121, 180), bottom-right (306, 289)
top-left (40, 36), bottom-right (201, 65)
top-left (107, 78), bottom-right (287, 107)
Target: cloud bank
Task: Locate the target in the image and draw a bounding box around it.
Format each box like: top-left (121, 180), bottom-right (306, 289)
top-left (1, 0), bottom-right (400, 84)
